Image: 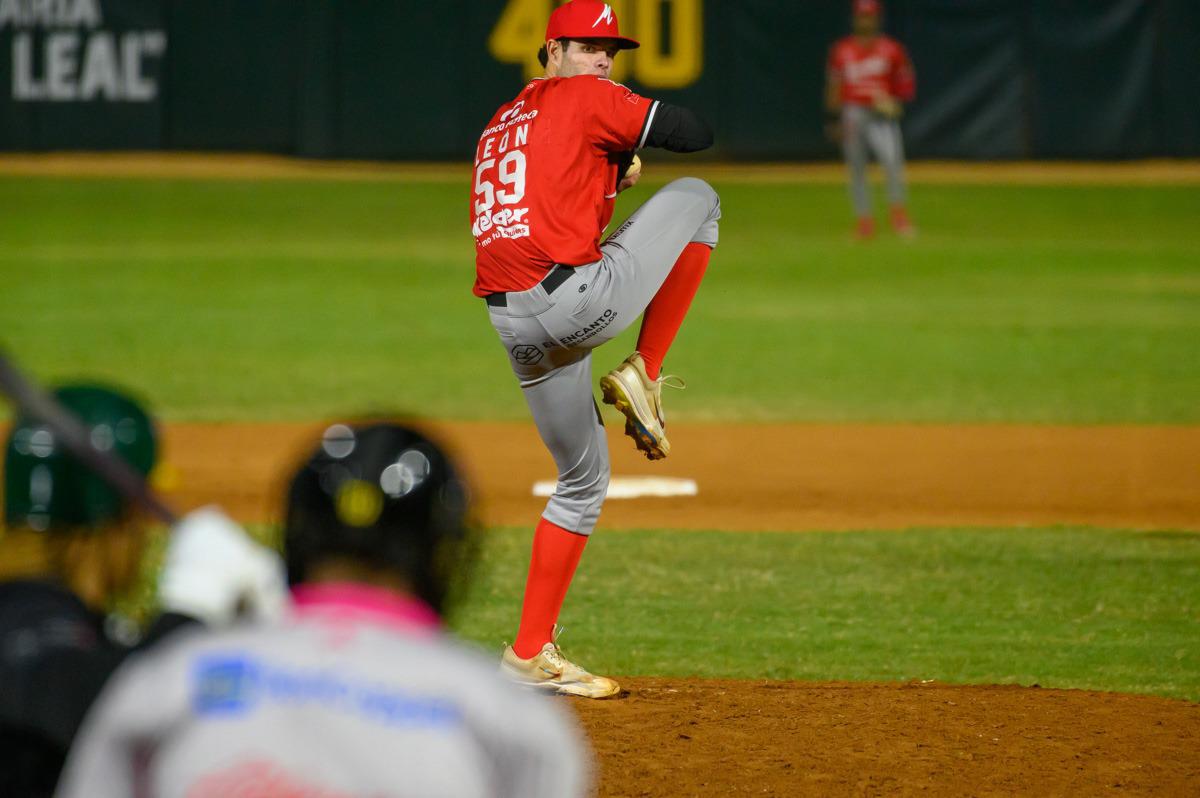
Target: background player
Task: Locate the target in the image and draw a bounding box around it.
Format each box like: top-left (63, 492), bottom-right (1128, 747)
top-left (0, 384), bottom-right (284, 797)
top-left (826, 0), bottom-right (917, 239)
top-left (472, 0), bottom-right (720, 698)
top-left (57, 422), bottom-right (590, 798)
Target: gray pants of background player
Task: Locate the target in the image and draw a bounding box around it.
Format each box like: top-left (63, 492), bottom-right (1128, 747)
top-left (842, 103), bottom-right (908, 216)
top-left (486, 178), bottom-right (721, 535)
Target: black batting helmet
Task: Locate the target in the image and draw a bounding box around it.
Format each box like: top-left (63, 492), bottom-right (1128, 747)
top-left (284, 422), bottom-right (476, 614)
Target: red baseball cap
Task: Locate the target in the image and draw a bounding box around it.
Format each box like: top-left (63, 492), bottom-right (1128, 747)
top-left (545, 1), bottom-right (640, 50)
top-left (854, 0), bottom-right (882, 15)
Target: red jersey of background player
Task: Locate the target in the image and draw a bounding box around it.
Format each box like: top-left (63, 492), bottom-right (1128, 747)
top-left (471, 75), bottom-right (654, 297)
top-left (828, 35), bottom-right (915, 106)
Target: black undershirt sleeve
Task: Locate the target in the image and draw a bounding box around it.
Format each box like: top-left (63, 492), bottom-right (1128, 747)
top-left (640, 101), bottom-right (713, 153)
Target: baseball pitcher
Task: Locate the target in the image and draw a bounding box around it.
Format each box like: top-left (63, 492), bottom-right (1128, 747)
top-left (473, 1), bottom-right (719, 697)
top-left (826, 0), bottom-right (917, 238)
top-left (56, 423), bottom-right (589, 798)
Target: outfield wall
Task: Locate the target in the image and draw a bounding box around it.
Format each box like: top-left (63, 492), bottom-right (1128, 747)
top-left (2, 0), bottom-right (1198, 159)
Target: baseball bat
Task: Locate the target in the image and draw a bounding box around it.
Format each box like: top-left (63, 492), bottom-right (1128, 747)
top-left (0, 350), bottom-right (178, 524)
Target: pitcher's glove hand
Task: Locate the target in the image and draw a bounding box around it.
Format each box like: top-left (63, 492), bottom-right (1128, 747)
top-left (873, 95), bottom-right (902, 119)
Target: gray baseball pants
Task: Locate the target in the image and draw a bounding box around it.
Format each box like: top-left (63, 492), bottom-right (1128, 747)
top-left (842, 103), bottom-right (908, 216)
top-left (486, 177), bottom-right (721, 535)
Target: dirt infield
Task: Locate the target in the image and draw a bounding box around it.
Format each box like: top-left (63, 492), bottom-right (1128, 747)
top-left (157, 421), bottom-right (1200, 532)
top-left (572, 678), bottom-right (1200, 796)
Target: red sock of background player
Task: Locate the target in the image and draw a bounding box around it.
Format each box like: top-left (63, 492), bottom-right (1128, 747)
top-left (512, 517), bottom-right (588, 659)
top-left (636, 242), bottom-right (712, 380)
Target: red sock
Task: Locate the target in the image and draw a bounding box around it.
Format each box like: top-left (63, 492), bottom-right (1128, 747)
top-left (512, 518), bottom-right (588, 659)
top-left (636, 242), bottom-right (712, 380)
top-left (890, 205), bottom-right (913, 230)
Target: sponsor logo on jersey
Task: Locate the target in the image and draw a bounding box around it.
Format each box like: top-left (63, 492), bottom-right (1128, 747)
top-left (192, 653), bottom-right (463, 730)
top-left (474, 207), bottom-right (531, 243)
top-left (480, 107), bottom-right (538, 138)
top-left (499, 100), bottom-right (525, 122)
top-left (193, 656), bottom-right (259, 715)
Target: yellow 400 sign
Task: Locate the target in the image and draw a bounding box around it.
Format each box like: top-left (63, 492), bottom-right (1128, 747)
top-left (489, 0), bottom-right (703, 89)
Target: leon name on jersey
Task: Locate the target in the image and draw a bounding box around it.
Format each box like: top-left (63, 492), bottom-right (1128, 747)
top-left (472, 101), bottom-right (538, 246)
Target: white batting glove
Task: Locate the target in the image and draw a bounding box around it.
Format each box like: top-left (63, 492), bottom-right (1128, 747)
top-left (158, 506), bottom-right (288, 626)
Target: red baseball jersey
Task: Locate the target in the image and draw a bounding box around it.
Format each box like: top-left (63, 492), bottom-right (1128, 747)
top-left (827, 35), bottom-right (915, 106)
top-left (471, 75), bottom-right (655, 297)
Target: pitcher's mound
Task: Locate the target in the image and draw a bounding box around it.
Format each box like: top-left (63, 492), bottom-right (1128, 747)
top-left (571, 677), bottom-right (1200, 796)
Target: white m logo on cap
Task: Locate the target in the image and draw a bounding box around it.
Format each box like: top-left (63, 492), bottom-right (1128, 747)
top-left (592, 4), bottom-right (614, 28)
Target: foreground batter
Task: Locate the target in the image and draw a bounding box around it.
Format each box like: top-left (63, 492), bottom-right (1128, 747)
top-left (57, 423), bottom-right (589, 797)
top-left (472, 0), bottom-right (719, 698)
top-left (826, 0), bottom-right (917, 238)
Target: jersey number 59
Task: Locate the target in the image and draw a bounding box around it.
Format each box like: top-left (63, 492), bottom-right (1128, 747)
top-left (474, 151), bottom-right (526, 215)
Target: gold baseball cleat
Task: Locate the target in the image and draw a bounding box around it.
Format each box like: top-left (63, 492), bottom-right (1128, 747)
top-left (600, 352), bottom-right (684, 461)
top-left (500, 635), bottom-right (620, 699)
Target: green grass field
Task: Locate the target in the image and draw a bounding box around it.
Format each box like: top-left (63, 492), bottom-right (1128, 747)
top-left (3, 176), bottom-right (1198, 422)
top-left (4, 170), bottom-right (1199, 700)
top-left (454, 526), bottom-right (1200, 700)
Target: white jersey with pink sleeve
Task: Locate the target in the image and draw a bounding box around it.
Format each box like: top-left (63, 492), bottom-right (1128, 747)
top-left (56, 584), bottom-right (590, 798)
